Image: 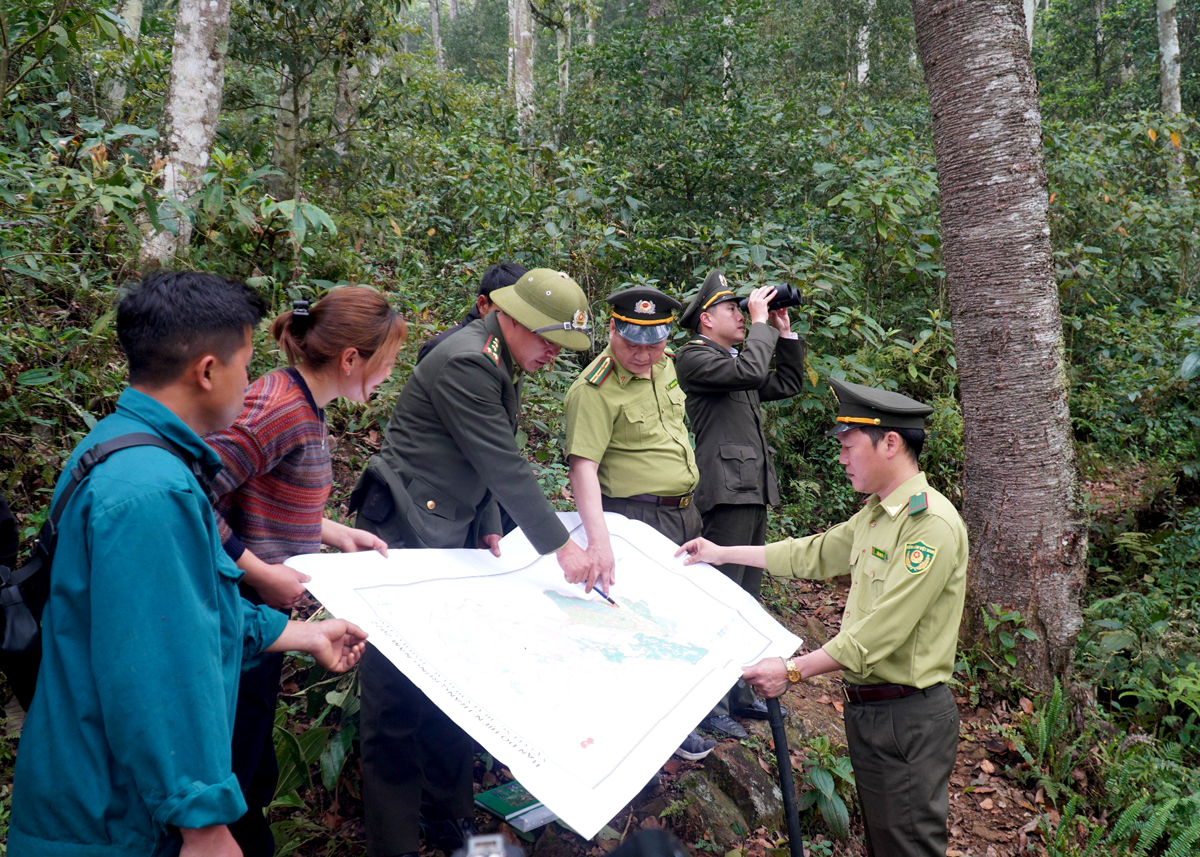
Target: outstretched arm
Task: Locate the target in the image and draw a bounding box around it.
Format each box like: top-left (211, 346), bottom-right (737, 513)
top-left (569, 455), bottom-right (615, 591)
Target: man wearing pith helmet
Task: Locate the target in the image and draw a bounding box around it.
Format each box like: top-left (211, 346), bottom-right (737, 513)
top-left (564, 286), bottom-right (716, 762)
top-left (350, 268), bottom-right (595, 857)
top-left (676, 378), bottom-right (969, 857)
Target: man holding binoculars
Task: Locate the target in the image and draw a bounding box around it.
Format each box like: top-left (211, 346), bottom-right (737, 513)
top-left (675, 270), bottom-right (806, 738)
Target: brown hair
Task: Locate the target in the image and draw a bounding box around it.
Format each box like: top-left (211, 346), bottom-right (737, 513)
top-left (271, 287), bottom-right (407, 393)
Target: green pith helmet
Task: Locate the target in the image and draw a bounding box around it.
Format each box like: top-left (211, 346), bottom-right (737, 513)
top-left (490, 268), bottom-right (592, 350)
top-left (826, 377), bottom-right (933, 437)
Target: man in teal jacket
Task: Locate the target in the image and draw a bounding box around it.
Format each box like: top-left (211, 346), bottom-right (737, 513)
top-left (9, 271), bottom-right (368, 857)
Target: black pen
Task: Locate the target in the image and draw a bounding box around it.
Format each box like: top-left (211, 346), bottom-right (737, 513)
top-left (593, 583), bottom-right (620, 609)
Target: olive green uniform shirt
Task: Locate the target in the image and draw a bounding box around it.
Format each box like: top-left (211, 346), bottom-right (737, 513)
top-left (764, 472), bottom-right (967, 688)
top-left (564, 346), bottom-right (699, 498)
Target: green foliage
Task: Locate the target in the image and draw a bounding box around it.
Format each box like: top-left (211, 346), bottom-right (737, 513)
top-left (1003, 679), bottom-right (1088, 805)
top-left (792, 735), bottom-right (855, 840)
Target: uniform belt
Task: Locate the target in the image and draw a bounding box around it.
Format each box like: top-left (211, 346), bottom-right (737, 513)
top-left (622, 492), bottom-right (694, 508)
top-left (842, 681), bottom-right (940, 704)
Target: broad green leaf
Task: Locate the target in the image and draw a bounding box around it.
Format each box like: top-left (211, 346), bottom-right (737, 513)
top-left (1180, 350), bottom-right (1200, 381)
top-left (808, 766), bottom-right (835, 797)
top-left (17, 369), bottom-right (61, 386)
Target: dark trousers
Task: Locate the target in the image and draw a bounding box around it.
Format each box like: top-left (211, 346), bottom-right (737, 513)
top-left (230, 651), bottom-right (285, 857)
top-left (843, 684), bottom-right (959, 857)
top-left (360, 644), bottom-right (475, 856)
top-left (702, 504), bottom-right (767, 717)
top-left (601, 495), bottom-right (703, 545)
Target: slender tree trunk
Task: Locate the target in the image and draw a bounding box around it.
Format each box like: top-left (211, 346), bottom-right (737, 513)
top-left (104, 0), bottom-right (144, 120)
top-left (557, 5), bottom-right (571, 117)
top-left (1157, 0), bottom-right (1181, 114)
top-left (1093, 0), bottom-right (1104, 80)
top-left (331, 60), bottom-right (362, 157)
top-left (1023, 0), bottom-right (1035, 46)
top-left (910, 0), bottom-right (1087, 692)
top-left (269, 62), bottom-right (310, 201)
top-left (856, 0), bottom-right (874, 85)
top-left (587, 10), bottom-right (597, 46)
top-left (138, 0), bottom-right (232, 271)
top-left (430, 0), bottom-right (446, 71)
top-left (448, 0), bottom-right (458, 21)
top-left (514, 0), bottom-right (535, 136)
top-left (508, 0), bottom-right (516, 91)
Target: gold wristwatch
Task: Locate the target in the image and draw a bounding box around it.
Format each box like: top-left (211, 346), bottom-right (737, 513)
top-left (784, 657), bottom-right (802, 684)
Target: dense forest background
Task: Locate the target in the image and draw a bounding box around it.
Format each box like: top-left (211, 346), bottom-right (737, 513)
top-left (2, 0), bottom-right (1200, 853)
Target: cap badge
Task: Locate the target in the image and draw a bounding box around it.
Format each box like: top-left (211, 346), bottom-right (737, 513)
top-left (718, 274), bottom-right (727, 288)
top-left (573, 308), bottom-right (588, 328)
top-left (634, 299), bottom-right (656, 314)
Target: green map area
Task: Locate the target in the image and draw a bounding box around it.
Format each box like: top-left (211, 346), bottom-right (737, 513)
top-left (543, 590), bottom-right (708, 664)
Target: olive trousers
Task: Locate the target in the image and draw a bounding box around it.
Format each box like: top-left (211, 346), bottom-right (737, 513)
top-left (843, 683), bottom-right (959, 857)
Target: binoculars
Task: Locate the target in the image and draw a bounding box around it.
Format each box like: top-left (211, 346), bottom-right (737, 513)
top-left (737, 285), bottom-right (804, 312)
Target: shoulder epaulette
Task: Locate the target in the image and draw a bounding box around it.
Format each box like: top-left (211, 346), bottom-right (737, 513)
top-left (908, 492), bottom-right (928, 516)
top-left (665, 347), bottom-right (676, 359)
top-left (585, 356), bottom-right (614, 386)
top-left (482, 335), bottom-right (502, 366)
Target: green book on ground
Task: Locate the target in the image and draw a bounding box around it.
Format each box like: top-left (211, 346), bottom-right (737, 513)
top-left (474, 780), bottom-right (543, 822)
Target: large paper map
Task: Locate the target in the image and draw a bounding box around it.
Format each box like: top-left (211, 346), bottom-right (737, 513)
top-left (288, 512), bottom-right (801, 838)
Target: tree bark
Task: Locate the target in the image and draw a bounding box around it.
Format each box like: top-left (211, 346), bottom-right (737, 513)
top-left (856, 0), bottom-right (874, 85)
top-left (269, 62), bottom-right (310, 201)
top-left (430, 0), bottom-right (446, 71)
top-left (587, 10), bottom-right (597, 46)
top-left (448, 0), bottom-right (458, 21)
top-left (514, 0), bottom-right (535, 135)
top-left (1023, 0), bottom-right (1035, 47)
top-left (138, 0), bottom-right (232, 271)
top-left (556, 4), bottom-right (571, 117)
top-left (1157, 0), bottom-right (1181, 114)
top-left (331, 60), bottom-right (362, 157)
top-left (104, 0), bottom-right (144, 121)
top-left (508, 0), bottom-right (516, 91)
top-left (910, 0), bottom-right (1087, 692)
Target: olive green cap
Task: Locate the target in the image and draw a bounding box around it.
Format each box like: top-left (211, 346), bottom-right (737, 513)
top-left (679, 269), bottom-right (740, 331)
top-left (826, 377), bottom-right (933, 436)
top-left (490, 268), bottom-right (592, 350)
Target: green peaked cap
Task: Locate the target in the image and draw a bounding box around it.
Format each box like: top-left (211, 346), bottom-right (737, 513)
top-left (826, 377), bottom-right (933, 436)
top-left (490, 268), bottom-right (592, 350)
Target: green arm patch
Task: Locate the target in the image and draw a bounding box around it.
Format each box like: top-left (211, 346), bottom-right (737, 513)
top-left (903, 541), bottom-right (937, 574)
top-left (585, 356), bottom-right (614, 387)
top-left (482, 335), bottom-right (502, 366)
top-left (908, 492), bottom-right (928, 516)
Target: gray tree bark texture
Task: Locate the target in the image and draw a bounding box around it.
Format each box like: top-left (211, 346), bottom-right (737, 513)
top-left (557, 5), bottom-right (571, 117)
top-left (910, 0), bottom-right (1087, 691)
top-left (331, 61), bottom-right (362, 157)
top-left (104, 0), bottom-right (144, 120)
top-left (430, 0), bottom-right (446, 72)
top-left (1023, 0), bottom-right (1035, 46)
top-left (1157, 0), bottom-right (1181, 114)
top-left (139, 0), bottom-right (232, 271)
top-left (514, 0), bottom-right (536, 134)
top-left (448, 0), bottom-right (458, 21)
top-left (269, 63), bottom-right (310, 201)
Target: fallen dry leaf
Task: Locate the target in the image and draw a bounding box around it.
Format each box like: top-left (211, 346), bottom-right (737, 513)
top-left (1019, 697), bottom-right (1034, 715)
top-left (979, 759), bottom-right (995, 774)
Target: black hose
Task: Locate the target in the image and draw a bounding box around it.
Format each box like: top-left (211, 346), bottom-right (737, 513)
top-left (766, 696), bottom-right (806, 857)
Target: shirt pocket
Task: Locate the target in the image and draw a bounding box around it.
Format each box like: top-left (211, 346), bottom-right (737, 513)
top-left (850, 546), bottom-right (889, 613)
top-left (616, 398), bottom-right (653, 444)
top-left (666, 384), bottom-right (688, 420)
top-left (719, 443), bottom-right (760, 492)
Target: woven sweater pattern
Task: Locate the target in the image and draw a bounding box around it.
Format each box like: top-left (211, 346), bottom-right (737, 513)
top-left (207, 368), bottom-right (332, 565)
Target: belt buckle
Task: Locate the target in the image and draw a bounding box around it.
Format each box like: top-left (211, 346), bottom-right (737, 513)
top-left (679, 495), bottom-right (692, 508)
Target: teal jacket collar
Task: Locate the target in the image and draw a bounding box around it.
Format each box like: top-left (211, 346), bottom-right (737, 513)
top-left (115, 387), bottom-right (223, 473)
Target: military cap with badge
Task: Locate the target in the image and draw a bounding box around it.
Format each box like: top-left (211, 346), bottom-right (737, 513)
top-left (678, 269), bottom-right (740, 332)
top-left (607, 286), bottom-right (682, 344)
top-left (490, 268), bottom-right (593, 350)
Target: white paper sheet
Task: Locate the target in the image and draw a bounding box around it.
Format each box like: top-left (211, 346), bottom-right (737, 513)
top-left (288, 512), bottom-right (801, 839)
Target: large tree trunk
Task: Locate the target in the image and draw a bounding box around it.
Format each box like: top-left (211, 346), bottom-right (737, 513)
top-left (430, 0), bottom-right (446, 71)
top-left (1157, 0), bottom-right (1181, 114)
top-left (138, 0), bottom-right (232, 271)
top-left (448, 0), bottom-right (458, 21)
top-left (587, 11), bottom-right (597, 46)
top-left (104, 0), bottom-right (144, 121)
top-left (910, 0), bottom-right (1087, 692)
top-left (269, 62), bottom-right (310, 201)
top-left (513, 0), bottom-right (535, 135)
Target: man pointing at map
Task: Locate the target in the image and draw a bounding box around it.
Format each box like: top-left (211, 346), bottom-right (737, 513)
top-left (677, 378), bottom-right (968, 857)
top-left (350, 269), bottom-right (595, 857)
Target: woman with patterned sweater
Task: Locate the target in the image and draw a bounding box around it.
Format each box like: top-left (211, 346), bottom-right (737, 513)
top-left (206, 286), bottom-right (407, 857)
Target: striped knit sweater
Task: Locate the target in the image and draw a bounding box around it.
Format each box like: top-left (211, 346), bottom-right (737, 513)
top-left (206, 368), bottom-right (332, 565)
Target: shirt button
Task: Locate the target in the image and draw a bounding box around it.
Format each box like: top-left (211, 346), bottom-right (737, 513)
top-left (870, 521), bottom-right (876, 527)
top-left (426, 500), bottom-right (436, 510)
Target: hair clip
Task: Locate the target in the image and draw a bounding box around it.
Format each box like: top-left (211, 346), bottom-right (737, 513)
top-left (292, 299), bottom-right (310, 317)
top-left (292, 299), bottom-right (312, 333)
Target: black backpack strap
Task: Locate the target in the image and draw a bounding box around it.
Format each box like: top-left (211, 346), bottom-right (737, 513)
top-left (13, 433), bottom-right (214, 588)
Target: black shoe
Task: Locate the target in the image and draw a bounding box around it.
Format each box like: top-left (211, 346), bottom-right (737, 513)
top-left (733, 698), bottom-right (770, 720)
top-left (699, 713), bottom-right (749, 740)
top-left (673, 730), bottom-right (717, 761)
top-left (422, 816), bottom-right (477, 854)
